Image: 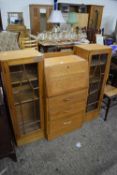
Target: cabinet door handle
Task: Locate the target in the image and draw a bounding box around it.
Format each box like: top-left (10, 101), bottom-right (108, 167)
top-left (63, 121), bottom-right (72, 125)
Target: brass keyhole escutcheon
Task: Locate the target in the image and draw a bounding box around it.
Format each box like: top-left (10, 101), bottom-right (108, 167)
top-left (67, 66), bottom-right (70, 69)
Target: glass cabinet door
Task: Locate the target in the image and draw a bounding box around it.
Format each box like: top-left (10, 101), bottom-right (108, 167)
top-left (9, 63), bottom-right (41, 136)
top-left (87, 54), bottom-right (107, 112)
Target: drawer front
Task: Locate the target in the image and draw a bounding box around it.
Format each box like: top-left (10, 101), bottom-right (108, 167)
top-left (47, 90), bottom-right (87, 121)
top-left (47, 114), bottom-right (84, 140)
top-left (48, 89), bottom-right (87, 106)
top-left (48, 100), bottom-right (86, 121)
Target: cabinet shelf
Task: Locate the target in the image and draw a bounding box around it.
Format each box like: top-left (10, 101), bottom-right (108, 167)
top-left (10, 71), bottom-right (38, 85)
top-left (19, 119), bottom-right (40, 135)
top-left (90, 77), bottom-right (100, 84)
top-left (87, 101), bottom-right (98, 106)
top-left (89, 89), bottom-right (99, 95)
top-left (91, 62), bottom-right (106, 67)
top-left (13, 85), bottom-right (39, 105)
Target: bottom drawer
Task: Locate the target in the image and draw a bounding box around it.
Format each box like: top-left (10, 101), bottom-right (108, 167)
top-left (47, 113), bottom-right (84, 140)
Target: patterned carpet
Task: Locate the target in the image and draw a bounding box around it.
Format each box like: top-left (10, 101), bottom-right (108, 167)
top-left (0, 106), bottom-right (117, 175)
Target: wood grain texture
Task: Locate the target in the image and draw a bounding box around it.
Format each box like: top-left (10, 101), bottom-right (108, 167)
top-left (45, 55), bottom-right (89, 97)
top-left (0, 49), bottom-right (43, 62)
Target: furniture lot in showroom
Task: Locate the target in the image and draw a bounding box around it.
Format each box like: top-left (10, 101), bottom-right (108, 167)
top-left (0, 44), bottom-right (112, 143)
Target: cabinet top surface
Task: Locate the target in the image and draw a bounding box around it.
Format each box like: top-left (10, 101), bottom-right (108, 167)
top-left (44, 55), bottom-right (87, 66)
top-left (0, 49), bottom-right (43, 62)
top-left (75, 44), bottom-right (112, 52)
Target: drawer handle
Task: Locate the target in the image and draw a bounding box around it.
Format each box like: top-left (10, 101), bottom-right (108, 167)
top-left (63, 98), bottom-right (71, 102)
top-left (63, 121), bottom-right (72, 125)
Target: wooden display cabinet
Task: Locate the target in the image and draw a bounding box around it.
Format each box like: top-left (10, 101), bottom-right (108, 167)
top-left (74, 44), bottom-right (112, 121)
top-left (29, 4), bottom-right (52, 35)
top-left (0, 49), bottom-right (44, 146)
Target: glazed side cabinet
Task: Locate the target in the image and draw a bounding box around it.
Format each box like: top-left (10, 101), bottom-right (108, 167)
top-left (0, 49), bottom-right (44, 146)
top-left (74, 44), bottom-right (112, 121)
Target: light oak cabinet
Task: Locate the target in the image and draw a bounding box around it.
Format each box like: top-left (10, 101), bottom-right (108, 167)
top-left (0, 49), bottom-right (44, 145)
top-left (74, 44), bottom-right (112, 121)
top-left (44, 54), bottom-right (89, 140)
top-left (29, 4), bottom-right (52, 35)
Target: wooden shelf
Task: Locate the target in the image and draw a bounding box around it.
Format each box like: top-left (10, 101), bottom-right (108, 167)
top-left (90, 77), bottom-right (100, 84)
top-left (89, 89), bottom-right (99, 95)
top-left (91, 61), bottom-right (106, 67)
top-left (10, 71), bottom-right (38, 85)
top-left (19, 119), bottom-right (40, 135)
top-left (13, 85), bottom-right (39, 105)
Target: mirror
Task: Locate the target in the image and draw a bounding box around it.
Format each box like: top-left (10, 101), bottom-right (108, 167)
top-left (8, 12), bottom-right (24, 25)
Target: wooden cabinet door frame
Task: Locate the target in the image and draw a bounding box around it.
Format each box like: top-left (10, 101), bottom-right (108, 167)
top-left (1, 59), bottom-right (44, 146)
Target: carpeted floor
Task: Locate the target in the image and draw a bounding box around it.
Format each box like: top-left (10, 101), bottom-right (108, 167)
top-left (0, 106), bottom-right (117, 175)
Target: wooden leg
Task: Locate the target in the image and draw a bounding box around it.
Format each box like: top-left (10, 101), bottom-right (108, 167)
top-left (104, 98), bottom-right (111, 121)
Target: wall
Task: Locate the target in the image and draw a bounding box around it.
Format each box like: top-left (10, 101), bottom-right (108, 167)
top-left (0, 0), bottom-right (117, 34)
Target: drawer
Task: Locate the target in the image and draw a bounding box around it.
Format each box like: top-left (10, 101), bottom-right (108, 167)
top-left (47, 114), bottom-right (84, 140)
top-left (48, 100), bottom-right (86, 121)
top-left (47, 90), bottom-right (87, 121)
top-left (45, 55), bottom-right (88, 97)
top-left (48, 89), bottom-right (88, 107)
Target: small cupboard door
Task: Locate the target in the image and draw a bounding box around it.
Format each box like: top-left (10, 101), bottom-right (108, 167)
top-left (86, 53), bottom-right (108, 112)
top-left (30, 5), bottom-right (52, 35)
top-left (30, 6), bottom-right (40, 35)
top-left (2, 61), bottom-right (44, 145)
top-left (88, 5), bottom-right (103, 29)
